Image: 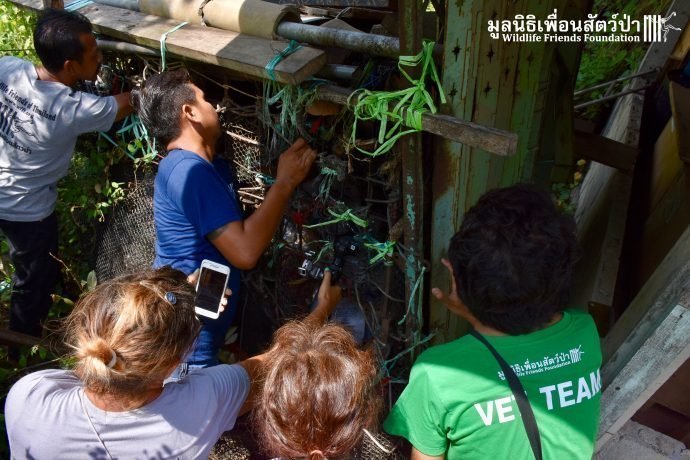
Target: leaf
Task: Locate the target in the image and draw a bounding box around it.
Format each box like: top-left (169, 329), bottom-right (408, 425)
top-left (224, 326), bottom-right (238, 344)
top-left (86, 270), bottom-right (98, 291)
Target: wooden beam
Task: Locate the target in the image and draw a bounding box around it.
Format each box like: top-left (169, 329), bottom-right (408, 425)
top-left (574, 130), bottom-right (638, 174)
top-left (315, 85), bottom-right (518, 157)
top-left (670, 81), bottom-right (690, 164)
top-left (9, 0), bottom-right (326, 85)
top-left (603, 225), bottom-right (690, 367)
top-left (596, 303), bottom-right (690, 451)
top-left (587, 172), bottom-right (632, 323)
top-left (0, 329), bottom-right (41, 348)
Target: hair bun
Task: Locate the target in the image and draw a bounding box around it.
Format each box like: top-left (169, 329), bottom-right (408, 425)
top-left (82, 338), bottom-right (116, 369)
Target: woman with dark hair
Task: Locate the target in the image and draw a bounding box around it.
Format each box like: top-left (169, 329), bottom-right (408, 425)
top-left (5, 267), bottom-right (342, 458)
top-left (254, 306), bottom-right (382, 459)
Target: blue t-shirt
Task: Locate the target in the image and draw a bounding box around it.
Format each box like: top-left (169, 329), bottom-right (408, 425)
top-left (153, 148), bottom-right (242, 306)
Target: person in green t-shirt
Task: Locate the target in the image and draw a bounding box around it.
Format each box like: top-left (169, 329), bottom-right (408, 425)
top-left (384, 184), bottom-right (602, 460)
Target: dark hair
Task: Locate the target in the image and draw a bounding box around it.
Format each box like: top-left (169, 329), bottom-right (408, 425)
top-left (33, 9), bottom-right (93, 73)
top-left (254, 322), bottom-right (381, 460)
top-left (131, 69), bottom-right (197, 147)
top-left (448, 184), bottom-right (577, 335)
top-left (64, 267), bottom-right (201, 398)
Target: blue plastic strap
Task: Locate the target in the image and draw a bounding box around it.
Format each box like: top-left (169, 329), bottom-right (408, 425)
top-left (65, 0), bottom-right (93, 11)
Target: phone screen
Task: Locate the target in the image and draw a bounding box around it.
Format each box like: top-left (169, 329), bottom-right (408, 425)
top-left (195, 267), bottom-right (227, 315)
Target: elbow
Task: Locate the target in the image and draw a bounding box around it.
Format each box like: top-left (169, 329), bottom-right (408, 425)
top-left (233, 258), bottom-right (257, 271)
top-left (231, 251), bottom-right (260, 270)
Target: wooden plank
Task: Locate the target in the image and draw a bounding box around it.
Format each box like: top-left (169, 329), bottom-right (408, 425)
top-left (649, 358), bottom-right (690, 420)
top-left (637, 166), bottom-right (690, 288)
top-left (315, 85), bottom-right (518, 156)
top-left (648, 120), bottom-right (682, 213)
top-left (588, 172), bottom-right (632, 314)
top-left (574, 130), bottom-right (638, 174)
top-left (9, 0), bottom-right (326, 85)
top-left (596, 304), bottom-right (690, 451)
top-left (670, 81), bottom-right (690, 164)
top-left (602, 226), bottom-right (690, 366)
top-left (0, 329), bottom-right (41, 347)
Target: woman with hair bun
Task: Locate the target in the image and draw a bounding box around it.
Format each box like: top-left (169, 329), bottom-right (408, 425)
top-left (5, 267), bottom-right (342, 459)
top-left (254, 300), bottom-right (382, 459)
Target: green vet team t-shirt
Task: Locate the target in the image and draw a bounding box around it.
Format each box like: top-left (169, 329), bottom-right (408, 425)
top-left (384, 309), bottom-right (602, 459)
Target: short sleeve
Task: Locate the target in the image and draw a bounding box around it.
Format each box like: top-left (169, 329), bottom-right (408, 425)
top-left (207, 364), bottom-right (251, 431)
top-left (168, 160), bottom-right (243, 237)
top-left (383, 359), bottom-right (449, 456)
top-left (72, 92), bottom-right (118, 134)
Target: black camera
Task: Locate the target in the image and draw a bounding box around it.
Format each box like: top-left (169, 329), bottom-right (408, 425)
top-left (298, 236), bottom-right (358, 282)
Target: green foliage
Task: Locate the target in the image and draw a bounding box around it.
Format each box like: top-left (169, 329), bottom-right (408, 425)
top-left (552, 159), bottom-right (587, 214)
top-left (55, 136), bottom-right (129, 284)
top-left (575, 0), bottom-right (674, 121)
top-left (0, 1), bottom-right (36, 61)
top-left (575, 0), bottom-right (671, 121)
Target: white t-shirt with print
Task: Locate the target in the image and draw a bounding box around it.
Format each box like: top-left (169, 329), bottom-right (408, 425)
top-left (0, 56), bottom-right (118, 221)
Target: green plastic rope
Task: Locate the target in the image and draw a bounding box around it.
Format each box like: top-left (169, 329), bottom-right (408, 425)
top-left (397, 263), bottom-right (426, 326)
top-left (256, 173), bottom-right (275, 185)
top-left (160, 22), bottom-right (188, 71)
top-left (383, 332), bottom-right (436, 375)
top-left (349, 40), bottom-right (446, 157)
top-left (364, 240), bottom-right (396, 265)
top-left (265, 40), bottom-right (302, 81)
top-left (118, 114), bottom-right (157, 162)
top-left (317, 166), bottom-right (339, 201)
top-left (303, 208), bottom-right (368, 229)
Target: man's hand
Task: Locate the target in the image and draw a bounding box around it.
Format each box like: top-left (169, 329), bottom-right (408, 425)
top-left (275, 138), bottom-right (317, 190)
top-left (431, 258), bottom-right (464, 316)
top-left (208, 139), bottom-right (314, 270)
top-left (304, 269), bottom-right (342, 326)
top-left (316, 269), bottom-right (342, 315)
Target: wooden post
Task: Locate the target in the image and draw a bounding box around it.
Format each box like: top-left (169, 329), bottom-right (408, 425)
top-left (42, 0), bottom-right (62, 8)
top-left (397, 0), bottom-right (424, 358)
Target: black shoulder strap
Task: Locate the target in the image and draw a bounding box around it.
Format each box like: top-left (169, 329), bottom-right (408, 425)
top-left (469, 329), bottom-right (543, 460)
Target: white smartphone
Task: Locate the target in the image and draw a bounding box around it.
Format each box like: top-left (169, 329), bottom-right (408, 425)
top-left (194, 260), bottom-right (230, 320)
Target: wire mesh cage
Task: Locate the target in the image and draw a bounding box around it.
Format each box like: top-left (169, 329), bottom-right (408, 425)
top-left (95, 173), bottom-right (156, 282)
top-left (208, 427), bottom-right (404, 459)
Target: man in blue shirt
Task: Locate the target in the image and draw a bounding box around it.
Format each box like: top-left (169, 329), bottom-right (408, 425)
top-left (133, 69), bottom-right (316, 366)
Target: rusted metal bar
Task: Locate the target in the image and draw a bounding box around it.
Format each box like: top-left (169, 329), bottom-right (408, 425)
top-left (97, 38), bottom-right (158, 56)
top-left (573, 69), bottom-right (658, 97)
top-left (315, 84), bottom-right (518, 156)
top-left (276, 21), bottom-right (443, 59)
top-left (574, 85), bottom-right (653, 110)
top-left (277, 21), bottom-right (400, 58)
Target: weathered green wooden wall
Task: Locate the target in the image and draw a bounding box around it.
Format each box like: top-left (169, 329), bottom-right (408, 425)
top-left (429, 0), bottom-right (591, 342)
